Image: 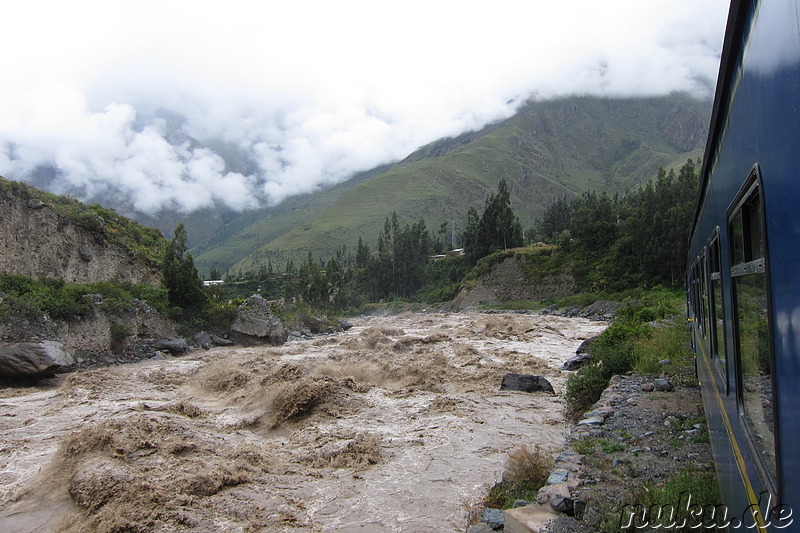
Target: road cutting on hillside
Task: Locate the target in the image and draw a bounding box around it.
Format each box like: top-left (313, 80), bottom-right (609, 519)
top-left (0, 312), bottom-right (606, 532)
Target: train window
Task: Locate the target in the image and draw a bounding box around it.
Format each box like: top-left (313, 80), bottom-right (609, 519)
top-left (700, 250), bottom-right (709, 337)
top-left (729, 181), bottom-right (776, 486)
top-left (709, 236), bottom-right (726, 367)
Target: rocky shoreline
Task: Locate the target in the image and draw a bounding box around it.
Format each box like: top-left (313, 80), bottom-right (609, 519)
top-left (470, 366), bottom-right (714, 533)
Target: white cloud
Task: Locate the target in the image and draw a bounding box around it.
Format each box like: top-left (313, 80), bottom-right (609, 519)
top-left (0, 0), bottom-right (729, 213)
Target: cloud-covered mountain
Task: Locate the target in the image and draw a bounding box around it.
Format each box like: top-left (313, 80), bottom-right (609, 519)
top-left (1, 1), bottom-right (727, 221)
top-left (193, 94), bottom-right (711, 276)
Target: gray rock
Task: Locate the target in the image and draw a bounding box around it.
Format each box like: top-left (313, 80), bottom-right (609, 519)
top-left (561, 352), bottom-right (591, 370)
top-left (480, 507), bottom-right (504, 529)
top-left (152, 338), bottom-right (189, 355)
top-left (499, 373), bottom-right (555, 394)
top-left (573, 499), bottom-right (587, 520)
top-left (653, 378), bottom-right (674, 392)
top-left (467, 524), bottom-right (495, 533)
top-left (576, 335), bottom-right (600, 355)
top-left (230, 295), bottom-right (288, 346)
top-left (555, 450), bottom-right (585, 465)
top-left (0, 341), bottom-right (74, 378)
top-left (210, 335), bottom-right (233, 346)
top-left (194, 331), bottom-right (212, 349)
top-left (658, 358), bottom-right (672, 366)
top-left (579, 300), bottom-right (624, 320)
top-left (551, 496), bottom-right (574, 514)
top-left (338, 319), bottom-right (354, 330)
top-left (546, 470), bottom-right (570, 484)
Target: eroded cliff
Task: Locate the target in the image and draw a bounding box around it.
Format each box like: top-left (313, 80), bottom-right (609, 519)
top-left (0, 178), bottom-right (163, 285)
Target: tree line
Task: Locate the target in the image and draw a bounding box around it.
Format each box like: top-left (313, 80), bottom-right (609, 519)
top-left (531, 159), bottom-right (699, 290)
top-left (197, 163), bottom-right (698, 313)
top-left (217, 180), bottom-right (523, 310)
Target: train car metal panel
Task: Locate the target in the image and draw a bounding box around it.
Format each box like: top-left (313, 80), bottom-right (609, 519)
top-left (689, 0), bottom-right (800, 529)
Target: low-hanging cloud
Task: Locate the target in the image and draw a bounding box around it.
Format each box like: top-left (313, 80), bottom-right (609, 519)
top-left (0, 0), bottom-right (728, 215)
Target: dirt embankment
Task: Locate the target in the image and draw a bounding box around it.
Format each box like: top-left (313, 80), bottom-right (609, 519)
top-left (0, 182), bottom-right (160, 285)
top-left (0, 312), bottom-right (606, 532)
top-left (453, 255), bottom-right (575, 309)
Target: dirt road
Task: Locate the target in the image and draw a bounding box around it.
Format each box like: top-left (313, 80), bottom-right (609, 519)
top-left (0, 312), bottom-right (606, 532)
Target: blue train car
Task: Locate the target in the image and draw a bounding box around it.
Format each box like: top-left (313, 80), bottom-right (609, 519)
top-left (687, 0), bottom-right (800, 529)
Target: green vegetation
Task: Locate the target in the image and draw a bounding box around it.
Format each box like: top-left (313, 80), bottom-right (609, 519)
top-left (0, 274), bottom-right (169, 320)
top-left (613, 468), bottom-right (724, 531)
top-left (532, 159), bottom-right (699, 290)
top-left (218, 159), bottom-right (699, 322)
top-left (162, 223), bottom-right (208, 317)
top-left (565, 290), bottom-right (688, 420)
top-left (485, 445), bottom-right (553, 509)
top-left (463, 179), bottom-right (523, 264)
top-left (633, 322), bottom-right (695, 375)
top-left (223, 180), bottom-right (519, 310)
top-left (194, 95), bottom-right (709, 274)
top-left (0, 177), bottom-right (165, 268)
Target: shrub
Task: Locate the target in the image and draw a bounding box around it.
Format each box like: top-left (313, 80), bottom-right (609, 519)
top-left (485, 445), bottom-right (552, 509)
top-left (565, 313), bottom-right (653, 420)
top-left (566, 363), bottom-right (610, 420)
top-left (109, 322), bottom-right (132, 352)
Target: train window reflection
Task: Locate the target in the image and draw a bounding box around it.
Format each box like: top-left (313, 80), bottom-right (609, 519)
top-left (729, 185), bottom-right (776, 486)
top-left (700, 251), bottom-right (709, 337)
top-left (734, 273), bottom-right (774, 477)
top-left (709, 237), bottom-right (726, 368)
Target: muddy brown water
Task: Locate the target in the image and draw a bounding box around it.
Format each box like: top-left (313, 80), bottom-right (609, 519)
top-left (0, 312), bottom-right (606, 532)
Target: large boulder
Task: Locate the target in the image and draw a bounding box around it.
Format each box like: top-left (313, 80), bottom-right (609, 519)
top-left (499, 373), bottom-right (555, 394)
top-left (152, 338), bottom-right (190, 355)
top-left (0, 341), bottom-right (75, 378)
top-left (230, 295), bottom-right (288, 346)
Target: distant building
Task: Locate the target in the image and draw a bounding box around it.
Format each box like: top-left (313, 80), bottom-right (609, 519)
top-left (203, 280), bottom-right (225, 286)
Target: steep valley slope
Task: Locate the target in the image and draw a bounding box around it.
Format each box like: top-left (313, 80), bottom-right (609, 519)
top-left (194, 94), bottom-right (710, 275)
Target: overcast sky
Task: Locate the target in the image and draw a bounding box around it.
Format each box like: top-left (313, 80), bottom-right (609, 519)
top-left (0, 0), bottom-right (729, 215)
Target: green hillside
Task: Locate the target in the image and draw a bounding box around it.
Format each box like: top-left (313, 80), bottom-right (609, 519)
top-left (197, 94), bottom-right (710, 276)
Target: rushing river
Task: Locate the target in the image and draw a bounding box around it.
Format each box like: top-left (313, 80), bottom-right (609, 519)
top-left (0, 312), bottom-right (606, 532)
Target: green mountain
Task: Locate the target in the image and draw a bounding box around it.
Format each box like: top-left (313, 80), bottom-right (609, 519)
top-left (195, 94), bottom-right (710, 276)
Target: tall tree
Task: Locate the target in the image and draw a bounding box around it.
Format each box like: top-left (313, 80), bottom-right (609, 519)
top-left (464, 180), bottom-right (523, 263)
top-left (162, 223), bottom-right (208, 315)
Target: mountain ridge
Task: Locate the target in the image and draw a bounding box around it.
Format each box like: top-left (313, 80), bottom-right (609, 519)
top-left (199, 94), bottom-right (710, 276)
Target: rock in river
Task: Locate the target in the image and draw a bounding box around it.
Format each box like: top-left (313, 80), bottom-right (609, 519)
top-left (230, 294), bottom-right (288, 346)
top-left (499, 373), bottom-right (555, 394)
top-left (0, 341), bottom-right (74, 378)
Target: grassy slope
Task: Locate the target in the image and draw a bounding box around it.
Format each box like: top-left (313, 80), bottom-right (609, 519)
top-left (199, 94), bottom-right (709, 275)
